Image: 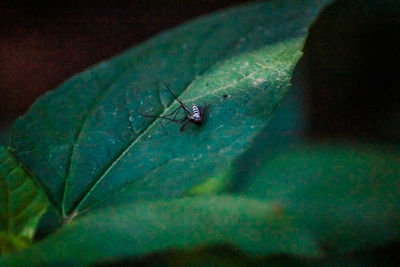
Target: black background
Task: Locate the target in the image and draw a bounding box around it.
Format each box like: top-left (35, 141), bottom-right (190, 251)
top-left (0, 0), bottom-right (253, 121)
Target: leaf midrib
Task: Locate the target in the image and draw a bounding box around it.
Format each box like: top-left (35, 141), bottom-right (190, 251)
top-left (61, 20), bottom-right (271, 217)
top-left (72, 54), bottom-right (293, 216)
top-left (73, 99), bottom-right (187, 214)
top-left (60, 77), bottom-right (119, 218)
top-left (60, 19), bottom-right (226, 218)
top-left (64, 63), bottom-right (206, 217)
top-left (64, 1), bottom-right (304, 216)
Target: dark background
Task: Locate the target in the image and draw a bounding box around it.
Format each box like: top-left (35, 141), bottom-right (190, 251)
top-left (1, 0), bottom-right (399, 141)
top-left (0, 0), bottom-right (253, 122)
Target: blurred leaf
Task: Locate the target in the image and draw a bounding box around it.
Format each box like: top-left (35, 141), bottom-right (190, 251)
top-left (166, 246), bottom-right (311, 267)
top-left (0, 146), bottom-right (48, 254)
top-left (0, 196), bottom-right (318, 266)
top-left (243, 143), bottom-right (400, 255)
top-left (33, 204), bottom-right (62, 242)
top-left (9, 0), bottom-right (332, 218)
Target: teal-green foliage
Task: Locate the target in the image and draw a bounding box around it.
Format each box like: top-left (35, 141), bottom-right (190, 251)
top-left (0, 147), bottom-right (48, 254)
top-left (2, 0), bottom-right (399, 266)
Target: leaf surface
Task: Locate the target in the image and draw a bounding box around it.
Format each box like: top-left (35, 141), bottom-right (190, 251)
top-left (0, 196), bottom-right (318, 266)
top-left (0, 146), bottom-right (48, 254)
top-left (9, 0), bottom-right (332, 217)
top-left (242, 143), bottom-right (400, 254)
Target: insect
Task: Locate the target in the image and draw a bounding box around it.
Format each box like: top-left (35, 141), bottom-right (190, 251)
top-left (140, 80), bottom-right (206, 131)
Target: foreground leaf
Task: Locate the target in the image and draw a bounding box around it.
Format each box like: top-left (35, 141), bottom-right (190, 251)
top-left (242, 143), bottom-right (400, 255)
top-left (166, 247), bottom-right (311, 267)
top-left (0, 196), bottom-right (318, 266)
top-left (9, 0), bottom-right (332, 218)
top-left (0, 146), bottom-right (48, 254)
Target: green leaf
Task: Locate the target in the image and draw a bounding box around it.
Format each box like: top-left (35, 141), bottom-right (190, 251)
top-left (0, 146), bottom-right (48, 254)
top-left (242, 143), bottom-right (400, 255)
top-left (0, 196), bottom-right (318, 266)
top-left (9, 0), bottom-right (332, 219)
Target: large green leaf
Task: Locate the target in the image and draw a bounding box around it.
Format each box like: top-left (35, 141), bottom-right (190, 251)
top-left (9, 0), bottom-right (332, 218)
top-left (0, 146), bottom-right (48, 254)
top-left (0, 196), bottom-right (318, 266)
top-left (242, 143), bottom-right (400, 255)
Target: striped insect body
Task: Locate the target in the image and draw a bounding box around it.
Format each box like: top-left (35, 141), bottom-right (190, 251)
top-left (190, 104), bottom-right (201, 122)
top-left (140, 81), bottom-right (206, 131)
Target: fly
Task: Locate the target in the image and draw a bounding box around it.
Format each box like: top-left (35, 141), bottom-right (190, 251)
top-left (139, 80), bottom-right (206, 131)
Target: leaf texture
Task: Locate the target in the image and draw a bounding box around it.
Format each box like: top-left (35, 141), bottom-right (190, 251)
top-left (0, 196), bottom-right (318, 266)
top-left (243, 143), bottom-right (400, 254)
top-left (9, 0), bottom-right (331, 217)
top-left (0, 146), bottom-right (48, 254)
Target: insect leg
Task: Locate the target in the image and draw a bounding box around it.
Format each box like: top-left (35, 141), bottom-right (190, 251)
top-left (163, 105), bottom-right (182, 117)
top-left (165, 111), bottom-right (181, 126)
top-left (180, 118), bottom-right (190, 131)
top-left (160, 80), bottom-right (180, 102)
top-left (164, 105), bottom-right (187, 126)
top-left (139, 112), bottom-right (181, 123)
top-left (160, 80), bottom-right (191, 114)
